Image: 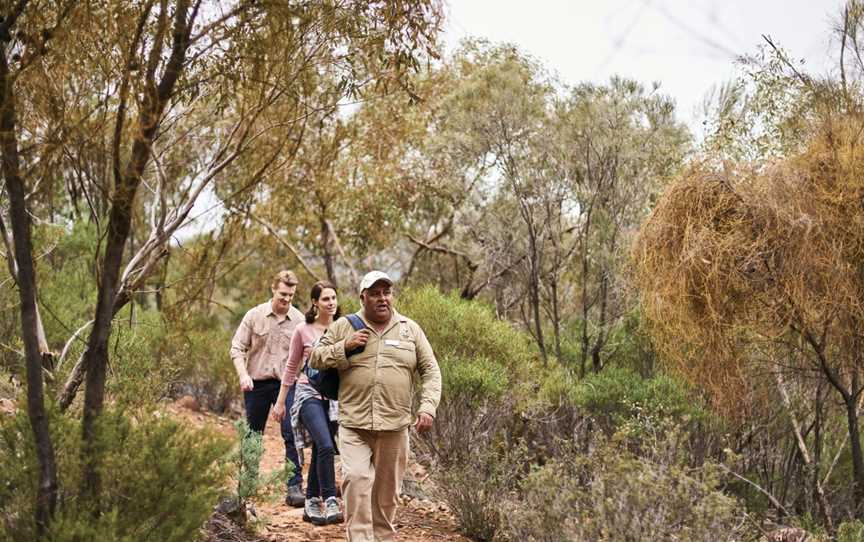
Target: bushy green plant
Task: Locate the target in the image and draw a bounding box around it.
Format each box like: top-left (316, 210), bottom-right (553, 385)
top-left (503, 436), bottom-right (746, 542)
top-left (439, 354), bottom-right (508, 405)
top-left (0, 406), bottom-right (230, 541)
top-left (402, 287), bottom-right (530, 533)
top-left (837, 520), bottom-right (864, 542)
top-left (398, 287), bottom-right (734, 541)
top-left (0, 221), bottom-right (98, 374)
top-left (338, 295), bottom-right (360, 315)
top-left (437, 442), bottom-right (527, 542)
top-left (166, 317), bottom-right (240, 413)
top-left (37, 222), bottom-right (100, 348)
top-left (535, 362), bottom-right (579, 407)
top-left (569, 366), bottom-right (707, 436)
top-left (232, 419), bottom-right (293, 512)
top-left (397, 286), bottom-right (537, 373)
top-left (106, 308), bottom-right (177, 409)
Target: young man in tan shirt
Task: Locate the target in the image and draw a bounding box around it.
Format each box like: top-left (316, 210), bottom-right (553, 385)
top-left (229, 269), bottom-right (306, 506)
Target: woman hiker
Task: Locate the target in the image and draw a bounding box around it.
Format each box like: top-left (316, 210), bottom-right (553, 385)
top-left (273, 280), bottom-right (344, 526)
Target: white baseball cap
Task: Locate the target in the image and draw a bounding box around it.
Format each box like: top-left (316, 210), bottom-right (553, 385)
top-left (359, 270), bottom-right (393, 292)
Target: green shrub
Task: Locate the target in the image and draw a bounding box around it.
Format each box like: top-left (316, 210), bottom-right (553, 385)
top-left (0, 406), bottom-right (230, 541)
top-left (338, 295), bottom-right (360, 315)
top-left (37, 222), bottom-right (100, 349)
top-left (838, 520), bottom-right (864, 542)
top-left (232, 419), bottom-right (293, 513)
top-left (402, 287), bottom-right (529, 538)
top-left (397, 286), bottom-right (537, 373)
top-left (439, 354), bottom-right (508, 405)
top-left (437, 442), bottom-right (527, 542)
top-left (167, 318), bottom-right (239, 413)
top-left (503, 436), bottom-right (746, 542)
top-left (569, 366), bottom-right (707, 436)
top-left (535, 362), bottom-right (578, 408)
top-left (106, 308), bottom-right (177, 409)
top-left (399, 287), bottom-right (731, 541)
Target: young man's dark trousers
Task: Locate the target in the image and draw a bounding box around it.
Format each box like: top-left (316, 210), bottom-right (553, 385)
top-left (243, 379), bottom-right (302, 487)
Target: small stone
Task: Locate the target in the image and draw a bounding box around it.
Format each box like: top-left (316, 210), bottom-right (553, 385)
top-left (176, 395), bottom-right (200, 412)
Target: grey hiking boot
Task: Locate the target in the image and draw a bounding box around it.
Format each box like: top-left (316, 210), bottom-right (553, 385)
top-left (285, 483), bottom-right (304, 507)
top-left (324, 496), bottom-right (344, 524)
top-left (302, 497), bottom-right (325, 525)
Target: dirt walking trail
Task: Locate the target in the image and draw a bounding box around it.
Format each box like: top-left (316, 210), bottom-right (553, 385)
top-left (174, 400), bottom-right (468, 542)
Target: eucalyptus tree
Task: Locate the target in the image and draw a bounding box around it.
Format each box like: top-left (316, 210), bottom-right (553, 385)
top-left (396, 42), bottom-right (556, 358)
top-left (557, 78), bottom-right (689, 374)
top-left (396, 42), bottom-right (688, 367)
top-left (1, 0), bottom-right (443, 529)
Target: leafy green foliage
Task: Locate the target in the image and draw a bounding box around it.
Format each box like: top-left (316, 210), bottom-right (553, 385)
top-left (231, 419), bottom-right (293, 509)
top-left (837, 520), bottom-right (864, 542)
top-left (104, 309), bottom-right (175, 410)
top-left (438, 355), bottom-right (508, 405)
top-left (35, 222), bottom-right (100, 347)
top-left (0, 407), bottom-right (230, 541)
top-left (397, 286), bottom-right (536, 373)
top-left (570, 366), bottom-right (707, 435)
top-left (504, 437), bottom-right (745, 542)
top-left (166, 316), bottom-right (240, 413)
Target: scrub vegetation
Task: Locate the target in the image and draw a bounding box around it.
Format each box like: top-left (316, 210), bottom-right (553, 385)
top-left (3, 1), bottom-right (864, 540)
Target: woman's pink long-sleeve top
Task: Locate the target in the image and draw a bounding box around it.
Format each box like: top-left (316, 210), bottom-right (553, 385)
top-left (281, 322), bottom-right (324, 387)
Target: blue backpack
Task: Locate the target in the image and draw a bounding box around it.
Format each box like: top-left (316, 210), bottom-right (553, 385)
top-left (303, 314), bottom-right (366, 400)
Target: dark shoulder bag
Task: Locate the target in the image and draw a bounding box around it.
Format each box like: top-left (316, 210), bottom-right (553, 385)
top-left (303, 314), bottom-right (366, 400)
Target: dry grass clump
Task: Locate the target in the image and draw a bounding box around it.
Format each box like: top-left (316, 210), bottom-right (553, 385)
top-left (634, 116), bottom-right (864, 416)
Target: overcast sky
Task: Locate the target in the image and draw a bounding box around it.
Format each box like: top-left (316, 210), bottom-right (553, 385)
top-left (184, 2), bottom-right (844, 238)
top-left (443, 0), bottom-right (842, 134)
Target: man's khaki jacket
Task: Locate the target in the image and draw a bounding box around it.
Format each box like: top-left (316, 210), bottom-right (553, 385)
top-left (310, 310), bottom-right (441, 431)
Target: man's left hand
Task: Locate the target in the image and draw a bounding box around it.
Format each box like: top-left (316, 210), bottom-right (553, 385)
top-left (413, 412), bottom-right (433, 433)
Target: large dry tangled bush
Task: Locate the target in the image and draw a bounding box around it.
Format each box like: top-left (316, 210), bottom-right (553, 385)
top-left (634, 116), bottom-right (864, 416)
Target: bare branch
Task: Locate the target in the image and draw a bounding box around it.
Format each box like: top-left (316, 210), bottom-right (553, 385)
top-left (249, 212), bottom-right (320, 281)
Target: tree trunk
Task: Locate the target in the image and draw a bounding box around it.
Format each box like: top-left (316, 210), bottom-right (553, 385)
top-left (520, 202), bottom-right (546, 364)
top-left (0, 33), bottom-right (58, 533)
top-left (320, 211), bottom-right (335, 285)
top-left (846, 385), bottom-right (864, 515)
top-left (813, 382), bottom-right (826, 523)
top-left (1, 215), bottom-right (53, 360)
top-left (549, 274), bottom-right (562, 361)
top-left (80, 0), bottom-right (194, 506)
top-left (80, 175), bottom-right (139, 504)
top-left (527, 232), bottom-right (546, 364)
top-left (579, 247), bottom-right (590, 377)
top-left (591, 270), bottom-right (609, 374)
top-left (775, 370), bottom-right (833, 531)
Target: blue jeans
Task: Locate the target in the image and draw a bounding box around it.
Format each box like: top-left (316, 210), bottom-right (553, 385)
top-left (243, 379), bottom-right (302, 487)
top-left (300, 397), bottom-right (337, 499)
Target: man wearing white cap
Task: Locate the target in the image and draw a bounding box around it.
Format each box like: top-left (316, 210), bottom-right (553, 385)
top-left (310, 270), bottom-right (441, 542)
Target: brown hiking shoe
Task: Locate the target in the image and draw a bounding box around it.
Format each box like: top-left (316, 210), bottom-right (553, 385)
top-left (285, 483), bottom-right (304, 507)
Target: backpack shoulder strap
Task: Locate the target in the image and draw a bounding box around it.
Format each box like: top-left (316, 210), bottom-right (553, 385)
top-left (345, 313), bottom-right (366, 331)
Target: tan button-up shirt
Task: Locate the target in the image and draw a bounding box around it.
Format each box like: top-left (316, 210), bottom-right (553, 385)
top-left (230, 301), bottom-right (305, 381)
top-left (310, 310), bottom-right (441, 431)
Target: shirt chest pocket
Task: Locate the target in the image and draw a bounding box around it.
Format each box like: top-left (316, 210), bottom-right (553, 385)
top-left (251, 323), bottom-right (270, 352)
top-left (277, 325), bottom-right (294, 346)
top-left (382, 340), bottom-right (416, 369)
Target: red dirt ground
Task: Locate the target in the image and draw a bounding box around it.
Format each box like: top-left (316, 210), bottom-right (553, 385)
top-left (171, 401), bottom-right (468, 542)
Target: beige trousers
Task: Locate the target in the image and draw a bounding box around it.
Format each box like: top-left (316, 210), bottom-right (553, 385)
top-left (339, 426), bottom-right (409, 542)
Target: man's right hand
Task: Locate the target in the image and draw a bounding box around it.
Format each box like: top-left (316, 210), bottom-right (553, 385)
top-left (344, 329), bottom-right (371, 354)
top-left (239, 373), bottom-right (254, 392)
